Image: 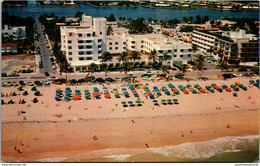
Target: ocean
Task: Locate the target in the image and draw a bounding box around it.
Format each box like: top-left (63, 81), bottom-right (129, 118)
top-left (37, 135), bottom-right (259, 162)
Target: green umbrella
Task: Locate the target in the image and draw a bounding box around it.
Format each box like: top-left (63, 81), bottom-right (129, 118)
top-left (242, 86), bottom-right (247, 91)
top-left (31, 86), bottom-right (37, 91)
top-left (75, 92), bottom-right (80, 95)
top-left (191, 89), bottom-right (197, 94)
top-left (65, 90), bottom-right (70, 93)
top-left (113, 88), bottom-right (118, 91)
top-left (121, 101), bottom-right (126, 105)
top-left (210, 89), bottom-right (214, 93)
top-left (56, 93), bottom-right (61, 96)
top-left (212, 83), bottom-right (216, 87)
top-left (85, 95), bottom-right (90, 99)
top-left (103, 87), bottom-right (107, 89)
top-left (161, 99), bottom-right (166, 103)
top-left (136, 100), bottom-right (141, 104)
top-left (64, 96), bottom-right (70, 100)
top-left (84, 89), bottom-right (89, 92)
top-left (249, 80), bottom-right (254, 84)
top-left (167, 99), bottom-right (172, 103)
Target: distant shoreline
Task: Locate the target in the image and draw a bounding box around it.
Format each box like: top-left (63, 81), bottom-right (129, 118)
top-left (84, 2), bottom-right (137, 9)
top-left (37, 2), bottom-right (80, 8)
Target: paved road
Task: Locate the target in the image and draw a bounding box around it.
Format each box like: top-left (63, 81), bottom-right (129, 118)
top-left (35, 22), bottom-right (56, 74)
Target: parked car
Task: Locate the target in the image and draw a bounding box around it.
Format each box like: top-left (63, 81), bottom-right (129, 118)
top-left (85, 76), bottom-right (95, 80)
top-left (126, 74), bottom-right (137, 78)
top-left (105, 77), bottom-right (115, 82)
top-left (114, 77), bottom-right (122, 82)
top-left (19, 80), bottom-right (26, 86)
top-left (12, 82), bottom-right (19, 86)
top-left (42, 80), bottom-right (51, 85)
top-left (95, 78), bottom-right (105, 83)
top-left (2, 73), bottom-right (7, 77)
top-left (7, 81), bottom-right (13, 87)
top-left (34, 80), bottom-right (42, 86)
top-left (26, 81), bottom-right (34, 86)
top-left (48, 76), bottom-right (56, 81)
top-left (44, 72), bottom-right (50, 77)
top-left (8, 72), bottom-right (19, 77)
top-left (141, 73), bottom-right (152, 78)
top-left (52, 80), bottom-right (62, 85)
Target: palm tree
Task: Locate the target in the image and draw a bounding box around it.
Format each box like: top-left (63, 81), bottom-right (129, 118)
top-left (120, 62), bottom-right (133, 76)
top-left (117, 51), bottom-right (129, 63)
top-left (192, 44), bottom-right (198, 54)
top-left (101, 51), bottom-right (112, 70)
top-left (104, 65), bottom-right (112, 76)
top-left (59, 60), bottom-right (73, 82)
top-left (161, 65), bottom-right (170, 75)
top-left (161, 53), bottom-right (171, 65)
top-left (207, 46), bottom-right (214, 56)
top-left (216, 59), bottom-right (228, 75)
top-left (179, 63), bottom-right (189, 77)
top-left (194, 54), bottom-right (205, 63)
top-left (217, 49), bottom-right (224, 61)
top-left (148, 49), bottom-right (157, 68)
top-left (87, 63), bottom-right (98, 76)
top-left (193, 54), bottom-right (206, 79)
top-left (128, 51), bottom-right (141, 70)
top-left (107, 25), bottom-right (113, 35)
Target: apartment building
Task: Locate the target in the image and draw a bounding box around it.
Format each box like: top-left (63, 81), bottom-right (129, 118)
top-left (2, 25), bottom-right (26, 40)
top-left (61, 15), bottom-right (193, 72)
top-left (60, 14), bottom-right (107, 71)
top-left (192, 28), bottom-right (259, 62)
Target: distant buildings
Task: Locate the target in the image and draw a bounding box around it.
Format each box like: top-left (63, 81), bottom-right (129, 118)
top-left (192, 28), bottom-right (259, 63)
top-left (2, 42), bottom-right (18, 53)
top-left (60, 14), bottom-right (194, 72)
top-left (2, 25), bottom-right (26, 40)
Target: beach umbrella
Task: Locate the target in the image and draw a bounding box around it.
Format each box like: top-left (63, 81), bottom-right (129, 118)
top-left (121, 101), bottom-right (126, 105)
top-left (199, 89), bottom-right (205, 93)
top-left (133, 93), bottom-right (139, 97)
top-left (234, 87), bottom-right (239, 91)
top-left (241, 86), bottom-right (247, 91)
top-left (33, 97), bottom-right (38, 103)
top-left (205, 86), bottom-right (210, 90)
top-left (238, 84), bottom-right (243, 88)
top-left (183, 89), bottom-right (189, 94)
top-left (233, 93), bottom-right (237, 97)
top-left (56, 92), bottom-right (61, 96)
top-left (23, 91), bottom-right (28, 96)
top-left (223, 85), bottom-right (227, 89)
top-left (114, 91), bottom-right (119, 93)
top-left (10, 91), bottom-right (17, 96)
top-left (136, 100), bottom-right (142, 104)
top-left (226, 87), bottom-right (231, 92)
top-left (94, 92), bottom-right (100, 95)
top-left (132, 90), bottom-right (137, 93)
top-left (104, 91), bottom-right (109, 94)
top-left (74, 95), bottom-right (80, 100)
top-left (65, 90), bottom-right (70, 93)
top-left (173, 99), bottom-right (178, 102)
top-left (85, 95), bottom-right (90, 99)
top-left (94, 89), bottom-right (99, 92)
top-left (65, 92), bottom-right (70, 96)
top-left (256, 79), bottom-right (260, 83)
top-left (64, 96), bottom-right (70, 101)
top-left (128, 101), bottom-right (133, 104)
top-left (75, 90), bottom-right (81, 93)
top-left (34, 91), bottom-right (40, 96)
top-left (84, 89), bottom-right (89, 93)
top-left (8, 99), bottom-right (15, 104)
top-left (249, 80), bottom-right (255, 84)
top-left (142, 84), bottom-right (147, 87)
top-left (167, 99), bottom-right (172, 103)
top-left (103, 87), bottom-right (107, 89)
top-left (17, 86), bottom-right (23, 91)
top-left (65, 87), bottom-right (70, 90)
top-left (211, 83), bottom-right (216, 87)
top-left (122, 88), bottom-right (127, 91)
top-left (254, 82), bottom-right (259, 87)
top-left (113, 88), bottom-right (118, 91)
top-left (174, 90), bottom-right (179, 95)
top-left (31, 86), bottom-right (37, 91)
top-left (56, 90), bottom-right (62, 93)
top-left (209, 88), bottom-right (214, 93)
top-left (56, 87), bottom-right (61, 90)
top-left (214, 85), bottom-right (219, 89)
top-left (186, 84), bottom-right (191, 88)
top-left (217, 88), bottom-right (223, 92)
top-left (165, 91), bottom-right (171, 95)
top-left (19, 98), bottom-right (26, 104)
top-left (161, 99), bottom-right (166, 103)
top-left (75, 92), bottom-right (80, 95)
top-left (191, 89), bottom-right (197, 94)
top-left (235, 81), bottom-right (240, 86)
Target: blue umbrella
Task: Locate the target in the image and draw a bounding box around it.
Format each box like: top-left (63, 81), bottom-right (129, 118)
top-left (233, 93), bottom-right (237, 97)
top-left (94, 89), bottom-right (99, 92)
top-left (65, 87), bottom-right (70, 90)
top-left (55, 96), bottom-right (60, 101)
top-left (122, 88), bottom-right (127, 91)
top-left (153, 100), bottom-right (158, 102)
top-left (65, 92), bottom-right (70, 96)
top-left (34, 91), bottom-right (40, 96)
top-left (217, 88), bottom-right (223, 92)
top-left (205, 85), bottom-right (210, 90)
top-left (104, 91), bottom-right (109, 94)
top-left (173, 99), bottom-right (178, 102)
top-left (128, 101), bottom-right (133, 104)
top-left (56, 90), bottom-right (61, 93)
top-left (254, 82), bottom-right (259, 87)
top-left (256, 79), bottom-right (260, 83)
top-left (94, 94), bottom-right (100, 99)
top-left (187, 84), bottom-right (191, 88)
top-left (75, 90), bottom-right (81, 93)
top-left (223, 85), bottom-right (227, 89)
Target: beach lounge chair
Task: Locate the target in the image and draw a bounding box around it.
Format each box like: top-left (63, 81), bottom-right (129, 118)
top-left (32, 97), bottom-right (39, 103)
top-left (8, 99), bottom-right (15, 104)
top-left (23, 91), bottom-right (28, 96)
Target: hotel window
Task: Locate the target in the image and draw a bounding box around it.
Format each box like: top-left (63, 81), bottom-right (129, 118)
top-left (68, 40), bottom-right (72, 44)
top-left (86, 45), bottom-right (92, 49)
top-left (123, 42), bottom-right (126, 45)
top-left (98, 50), bottom-right (102, 53)
top-left (69, 52), bottom-right (72, 55)
top-left (69, 58), bottom-right (72, 61)
top-left (100, 32), bottom-right (102, 35)
top-left (78, 33), bottom-right (82, 37)
top-left (87, 51), bottom-right (92, 54)
top-left (180, 49), bottom-right (183, 52)
top-left (174, 55), bottom-right (177, 57)
top-left (78, 40), bottom-right (83, 43)
top-left (141, 40), bottom-right (144, 43)
top-left (115, 42), bottom-right (118, 45)
top-left (98, 56), bottom-right (102, 59)
top-left (131, 46), bottom-right (135, 49)
top-left (87, 33), bottom-right (91, 37)
top-left (168, 50), bottom-right (171, 53)
top-left (98, 39), bottom-right (102, 42)
top-left (86, 40), bottom-right (92, 43)
top-left (68, 46), bottom-right (72, 49)
top-left (141, 45), bottom-right (144, 48)
top-left (109, 47), bottom-right (112, 50)
top-left (131, 41), bottom-right (135, 44)
top-left (123, 47), bottom-right (126, 49)
top-left (109, 42), bottom-right (112, 45)
top-left (87, 57), bottom-right (92, 60)
top-left (188, 54), bottom-right (191, 57)
top-left (115, 47), bottom-right (118, 50)
top-left (69, 32), bottom-right (73, 36)
top-left (79, 57), bottom-right (84, 61)
top-left (79, 51), bottom-right (84, 55)
top-left (78, 46), bottom-right (83, 49)
top-left (98, 45), bottom-right (102, 48)
top-left (180, 55), bottom-right (183, 57)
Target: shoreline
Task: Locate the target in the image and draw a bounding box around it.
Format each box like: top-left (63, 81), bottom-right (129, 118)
top-left (1, 77), bottom-right (259, 162)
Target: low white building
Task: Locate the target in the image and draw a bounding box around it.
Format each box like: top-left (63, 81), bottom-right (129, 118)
top-left (61, 15), bottom-right (194, 72)
top-left (2, 25), bottom-right (26, 40)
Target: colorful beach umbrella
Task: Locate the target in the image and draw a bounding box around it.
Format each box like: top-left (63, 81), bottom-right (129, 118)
top-left (121, 101), bottom-right (126, 105)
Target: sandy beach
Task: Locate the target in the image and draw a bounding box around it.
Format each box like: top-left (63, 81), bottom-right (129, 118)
top-left (1, 77), bottom-right (259, 162)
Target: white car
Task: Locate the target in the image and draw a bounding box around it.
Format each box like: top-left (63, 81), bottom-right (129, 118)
top-left (42, 80), bottom-right (51, 85)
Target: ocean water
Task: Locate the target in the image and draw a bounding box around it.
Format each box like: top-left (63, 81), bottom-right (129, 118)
top-left (37, 135), bottom-right (259, 162)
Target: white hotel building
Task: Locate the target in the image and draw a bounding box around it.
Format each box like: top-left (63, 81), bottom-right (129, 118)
top-left (61, 15), bottom-right (193, 72)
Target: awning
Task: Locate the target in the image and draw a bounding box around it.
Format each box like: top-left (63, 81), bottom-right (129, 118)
top-left (173, 61), bottom-right (181, 69)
